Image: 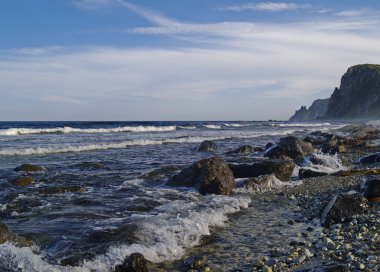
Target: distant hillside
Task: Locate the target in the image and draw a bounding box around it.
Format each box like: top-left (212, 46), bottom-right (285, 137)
top-left (289, 64), bottom-right (380, 121)
top-left (289, 99), bottom-right (329, 121)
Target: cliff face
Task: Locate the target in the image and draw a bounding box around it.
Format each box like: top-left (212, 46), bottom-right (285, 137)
top-left (324, 64), bottom-right (380, 119)
top-left (289, 99), bottom-right (329, 121)
top-left (289, 64), bottom-right (380, 121)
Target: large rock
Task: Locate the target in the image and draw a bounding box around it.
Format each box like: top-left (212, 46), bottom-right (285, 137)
top-left (358, 153), bottom-right (380, 164)
top-left (361, 177), bottom-right (380, 202)
top-left (14, 164), bottom-right (46, 172)
top-left (227, 145), bottom-right (258, 154)
top-left (198, 141), bottom-right (217, 152)
top-left (298, 169), bottom-right (328, 179)
top-left (114, 253), bottom-right (149, 272)
top-left (229, 159), bottom-right (295, 181)
top-left (265, 136), bottom-right (315, 160)
top-left (321, 193), bottom-right (369, 227)
top-left (167, 157), bottom-right (235, 195)
top-left (243, 174), bottom-right (284, 192)
top-left (294, 261), bottom-right (348, 272)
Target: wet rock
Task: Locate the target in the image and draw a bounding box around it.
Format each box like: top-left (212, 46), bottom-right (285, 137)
top-left (184, 256), bottom-right (207, 270)
top-left (229, 159), bottom-right (295, 181)
top-left (197, 234), bottom-right (216, 246)
top-left (321, 193), bottom-right (369, 227)
top-left (14, 163), bottom-right (46, 172)
top-left (299, 169), bottom-right (328, 179)
top-left (228, 145), bottom-right (254, 154)
top-left (361, 177), bottom-right (380, 202)
top-left (0, 222), bottom-right (33, 247)
top-left (334, 168), bottom-right (380, 177)
top-left (294, 261), bottom-right (348, 272)
top-left (75, 162), bottom-right (107, 170)
top-left (358, 153), bottom-right (380, 164)
top-left (265, 142), bottom-right (274, 150)
top-left (265, 136), bottom-right (316, 160)
top-left (37, 186), bottom-right (85, 195)
top-left (10, 176), bottom-right (35, 186)
top-left (168, 157), bottom-right (235, 195)
top-left (243, 174), bottom-right (284, 192)
top-left (198, 141), bottom-right (217, 152)
top-left (114, 253), bottom-right (149, 272)
top-left (140, 165), bottom-right (182, 182)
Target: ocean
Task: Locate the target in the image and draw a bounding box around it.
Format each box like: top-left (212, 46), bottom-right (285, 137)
top-left (0, 121), bottom-right (347, 271)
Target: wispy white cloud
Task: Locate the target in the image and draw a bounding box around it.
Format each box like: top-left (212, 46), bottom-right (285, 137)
top-left (219, 2), bottom-right (309, 12)
top-left (71, 0), bottom-right (114, 10)
top-left (335, 8), bottom-right (372, 17)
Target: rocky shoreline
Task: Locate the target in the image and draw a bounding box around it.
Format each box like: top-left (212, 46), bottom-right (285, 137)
top-left (147, 124), bottom-right (380, 272)
top-left (1, 123), bottom-right (379, 272)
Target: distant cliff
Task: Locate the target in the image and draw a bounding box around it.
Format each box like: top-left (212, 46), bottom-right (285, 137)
top-left (289, 64), bottom-right (380, 121)
top-left (289, 98), bottom-right (329, 121)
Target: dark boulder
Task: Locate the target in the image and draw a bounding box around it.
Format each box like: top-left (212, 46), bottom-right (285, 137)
top-left (358, 153), bottom-right (380, 164)
top-left (321, 193), bottom-right (369, 227)
top-left (265, 142), bottom-right (274, 150)
top-left (294, 261), bottom-right (348, 272)
top-left (229, 159), bottom-right (295, 181)
top-left (243, 174), bottom-right (284, 192)
top-left (228, 145), bottom-right (253, 154)
top-left (37, 186), bottom-right (85, 195)
top-left (10, 176), bottom-right (35, 186)
top-left (14, 164), bottom-right (46, 172)
top-left (75, 162), bottom-right (107, 171)
top-left (299, 169), bottom-right (328, 179)
top-left (198, 141), bottom-right (217, 152)
top-left (167, 157), bottom-right (235, 195)
top-left (265, 136), bottom-right (315, 160)
top-left (361, 177), bottom-right (380, 202)
top-left (114, 253), bottom-right (149, 272)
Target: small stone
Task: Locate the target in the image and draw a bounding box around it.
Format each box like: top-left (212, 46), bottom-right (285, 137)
top-left (358, 264), bottom-right (365, 270)
top-left (255, 259), bottom-right (265, 268)
top-left (263, 266), bottom-right (272, 272)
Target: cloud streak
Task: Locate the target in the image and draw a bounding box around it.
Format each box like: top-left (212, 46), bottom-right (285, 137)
top-left (219, 2), bottom-right (308, 12)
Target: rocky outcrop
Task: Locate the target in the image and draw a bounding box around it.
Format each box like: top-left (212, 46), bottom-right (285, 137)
top-left (324, 64), bottom-right (380, 119)
top-left (14, 164), bottom-right (46, 172)
top-left (321, 193), bottom-right (369, 227)
top-left (167, 157), bottom-right (235, 195)
top-left (290, 64), bottom-right (380, 120)
top-left (10, 176), bottom-right (35, 186)
top-left (289, 99), bottom-right (329, 121)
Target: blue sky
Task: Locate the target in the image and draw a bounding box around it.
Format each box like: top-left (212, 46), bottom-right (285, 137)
top-left (1, 0), bottom-right (380, 121)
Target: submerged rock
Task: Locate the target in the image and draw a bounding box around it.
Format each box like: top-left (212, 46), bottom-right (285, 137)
top-left (198, 141), bottom-right (217, 152)
top-left (14, 163), bottom-right (46, 172)
top-left (243, 174), bottom-right (284, 192)
top-left (294, 261), bottom-right (348, 272)
top-left (358, 153), bottom-right (380, 164)
top-left (228, 145), bottom-right (254, 154)
top-left (37, 186), bottom-right (85, 195)
top-left (229, 159), bottom-right (295, 181)
top-left (265, 136), bottom-right (315, 160)
top-left (167, 156), bottom-right (235, 195)
top-left (0, 222), bottom-right (33, 247)
top-left (10, 176), bottom-right (35, 186)
top-left (114, 253), bottom-right (149, 272)
top-left (184, 256), bottom-right (207, 270)
top-left (140, 165), bottom-right (182, 182)
top-left (75, 162), bottom-right (107, 170)
top-left (321, 193), bottom-right (369, 227)
top-left (298, 169), bottom-right (328, 179)
top-left (361, 176), bottom-right (380, 202)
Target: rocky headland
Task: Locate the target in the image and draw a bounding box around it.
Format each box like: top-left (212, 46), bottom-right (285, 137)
top-left (290, 64), bottom-right (380, 121)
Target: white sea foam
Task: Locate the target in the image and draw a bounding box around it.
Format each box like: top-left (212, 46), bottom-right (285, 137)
top-left (300, 152), bottom-right (347, 174)
top-left (0, 195), bottom-right (251, 272)
top-left (177, 126), bottom-right (197, 130)
top-left (203, 124), bottom-right (221, 129)
top-left (223, 123), bottom-right (244, 127)
top-left (0, 126), bottom-right (177, 136)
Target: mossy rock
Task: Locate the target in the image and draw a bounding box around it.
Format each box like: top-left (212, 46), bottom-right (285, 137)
top-left (10, 176), bottom-right (35, 186)
top-left (0, 222), bottom-right (33, 247)
top-left (14, 164), bottom-right (46, 172)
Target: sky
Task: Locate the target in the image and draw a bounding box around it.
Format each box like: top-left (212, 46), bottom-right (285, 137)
top-left (1, 0), bottom-right (380, 121)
